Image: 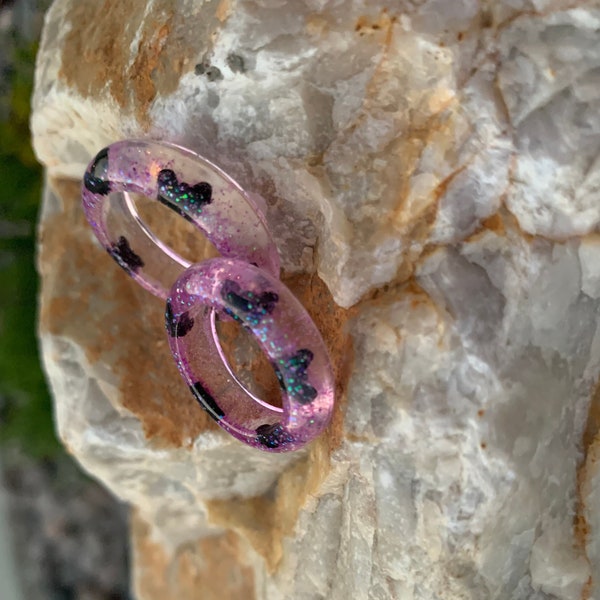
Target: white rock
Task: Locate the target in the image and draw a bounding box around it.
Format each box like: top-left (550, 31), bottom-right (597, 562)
top-left (33, 1), bottom-right (600, 599)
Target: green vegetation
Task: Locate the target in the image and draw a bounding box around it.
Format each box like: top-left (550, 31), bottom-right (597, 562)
top-left (0, 41), bottom-right (61, 457)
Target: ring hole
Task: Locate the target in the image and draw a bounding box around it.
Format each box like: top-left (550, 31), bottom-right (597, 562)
top-left (127, 192), bottom-right (220, 266)
top-left (213, 315), bottom-right (283, 411)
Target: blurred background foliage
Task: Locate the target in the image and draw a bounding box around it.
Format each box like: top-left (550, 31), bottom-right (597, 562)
top-left (0, 32), bottom-right (59, 457)
top-left (0, 4), bottom-right (132, 599)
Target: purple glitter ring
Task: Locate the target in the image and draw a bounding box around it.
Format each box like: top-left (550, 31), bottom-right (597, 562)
top-left (81, 139), bottom-right (280, 299)
top-left (167, 258), bottom-right (335, 452)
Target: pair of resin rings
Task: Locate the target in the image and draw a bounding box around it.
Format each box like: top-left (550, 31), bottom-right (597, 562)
top-left (81, 140), bottom-right (334, 452)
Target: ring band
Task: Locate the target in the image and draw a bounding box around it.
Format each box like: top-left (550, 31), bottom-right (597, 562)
top-left (166, 258), bottom-right (335, 451)
top-left (82, 139), bottom-right (280, 299)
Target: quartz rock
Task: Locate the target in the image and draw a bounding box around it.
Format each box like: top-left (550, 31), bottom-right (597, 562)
top-left (33, 1), bottom-right (600, 599)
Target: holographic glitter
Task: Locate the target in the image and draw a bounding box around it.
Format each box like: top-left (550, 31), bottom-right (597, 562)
top-left (156, 168), bottom-right (212, 221)
top-left (273, 349), bottom-right (318, 405)
top-left (255, 423), bottom-right (293, 449)
top-left (167, 258), bottom-right (335, 453)
top-left (220, 279), bottom-right (279, 326)
top-left (108, 236), bottom-right (144, 273)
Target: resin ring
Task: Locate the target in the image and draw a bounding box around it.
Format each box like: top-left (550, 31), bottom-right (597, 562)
top-left (82, 139), bottom-right (280, 299)
top-left (166, 258), bottom-right (334, 452)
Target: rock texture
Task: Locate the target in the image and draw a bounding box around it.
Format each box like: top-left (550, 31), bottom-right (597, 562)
top-left (32, 1), bottom-right (600, 599)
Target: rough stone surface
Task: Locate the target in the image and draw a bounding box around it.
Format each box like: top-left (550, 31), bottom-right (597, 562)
top-left (33, 1), bottom-right (600, 599)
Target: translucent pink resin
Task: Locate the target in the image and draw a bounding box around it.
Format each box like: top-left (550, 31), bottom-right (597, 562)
top-left (81, 140), bottom-right (280, 299)
top-left (166, 259), bottom-right (334, 451)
